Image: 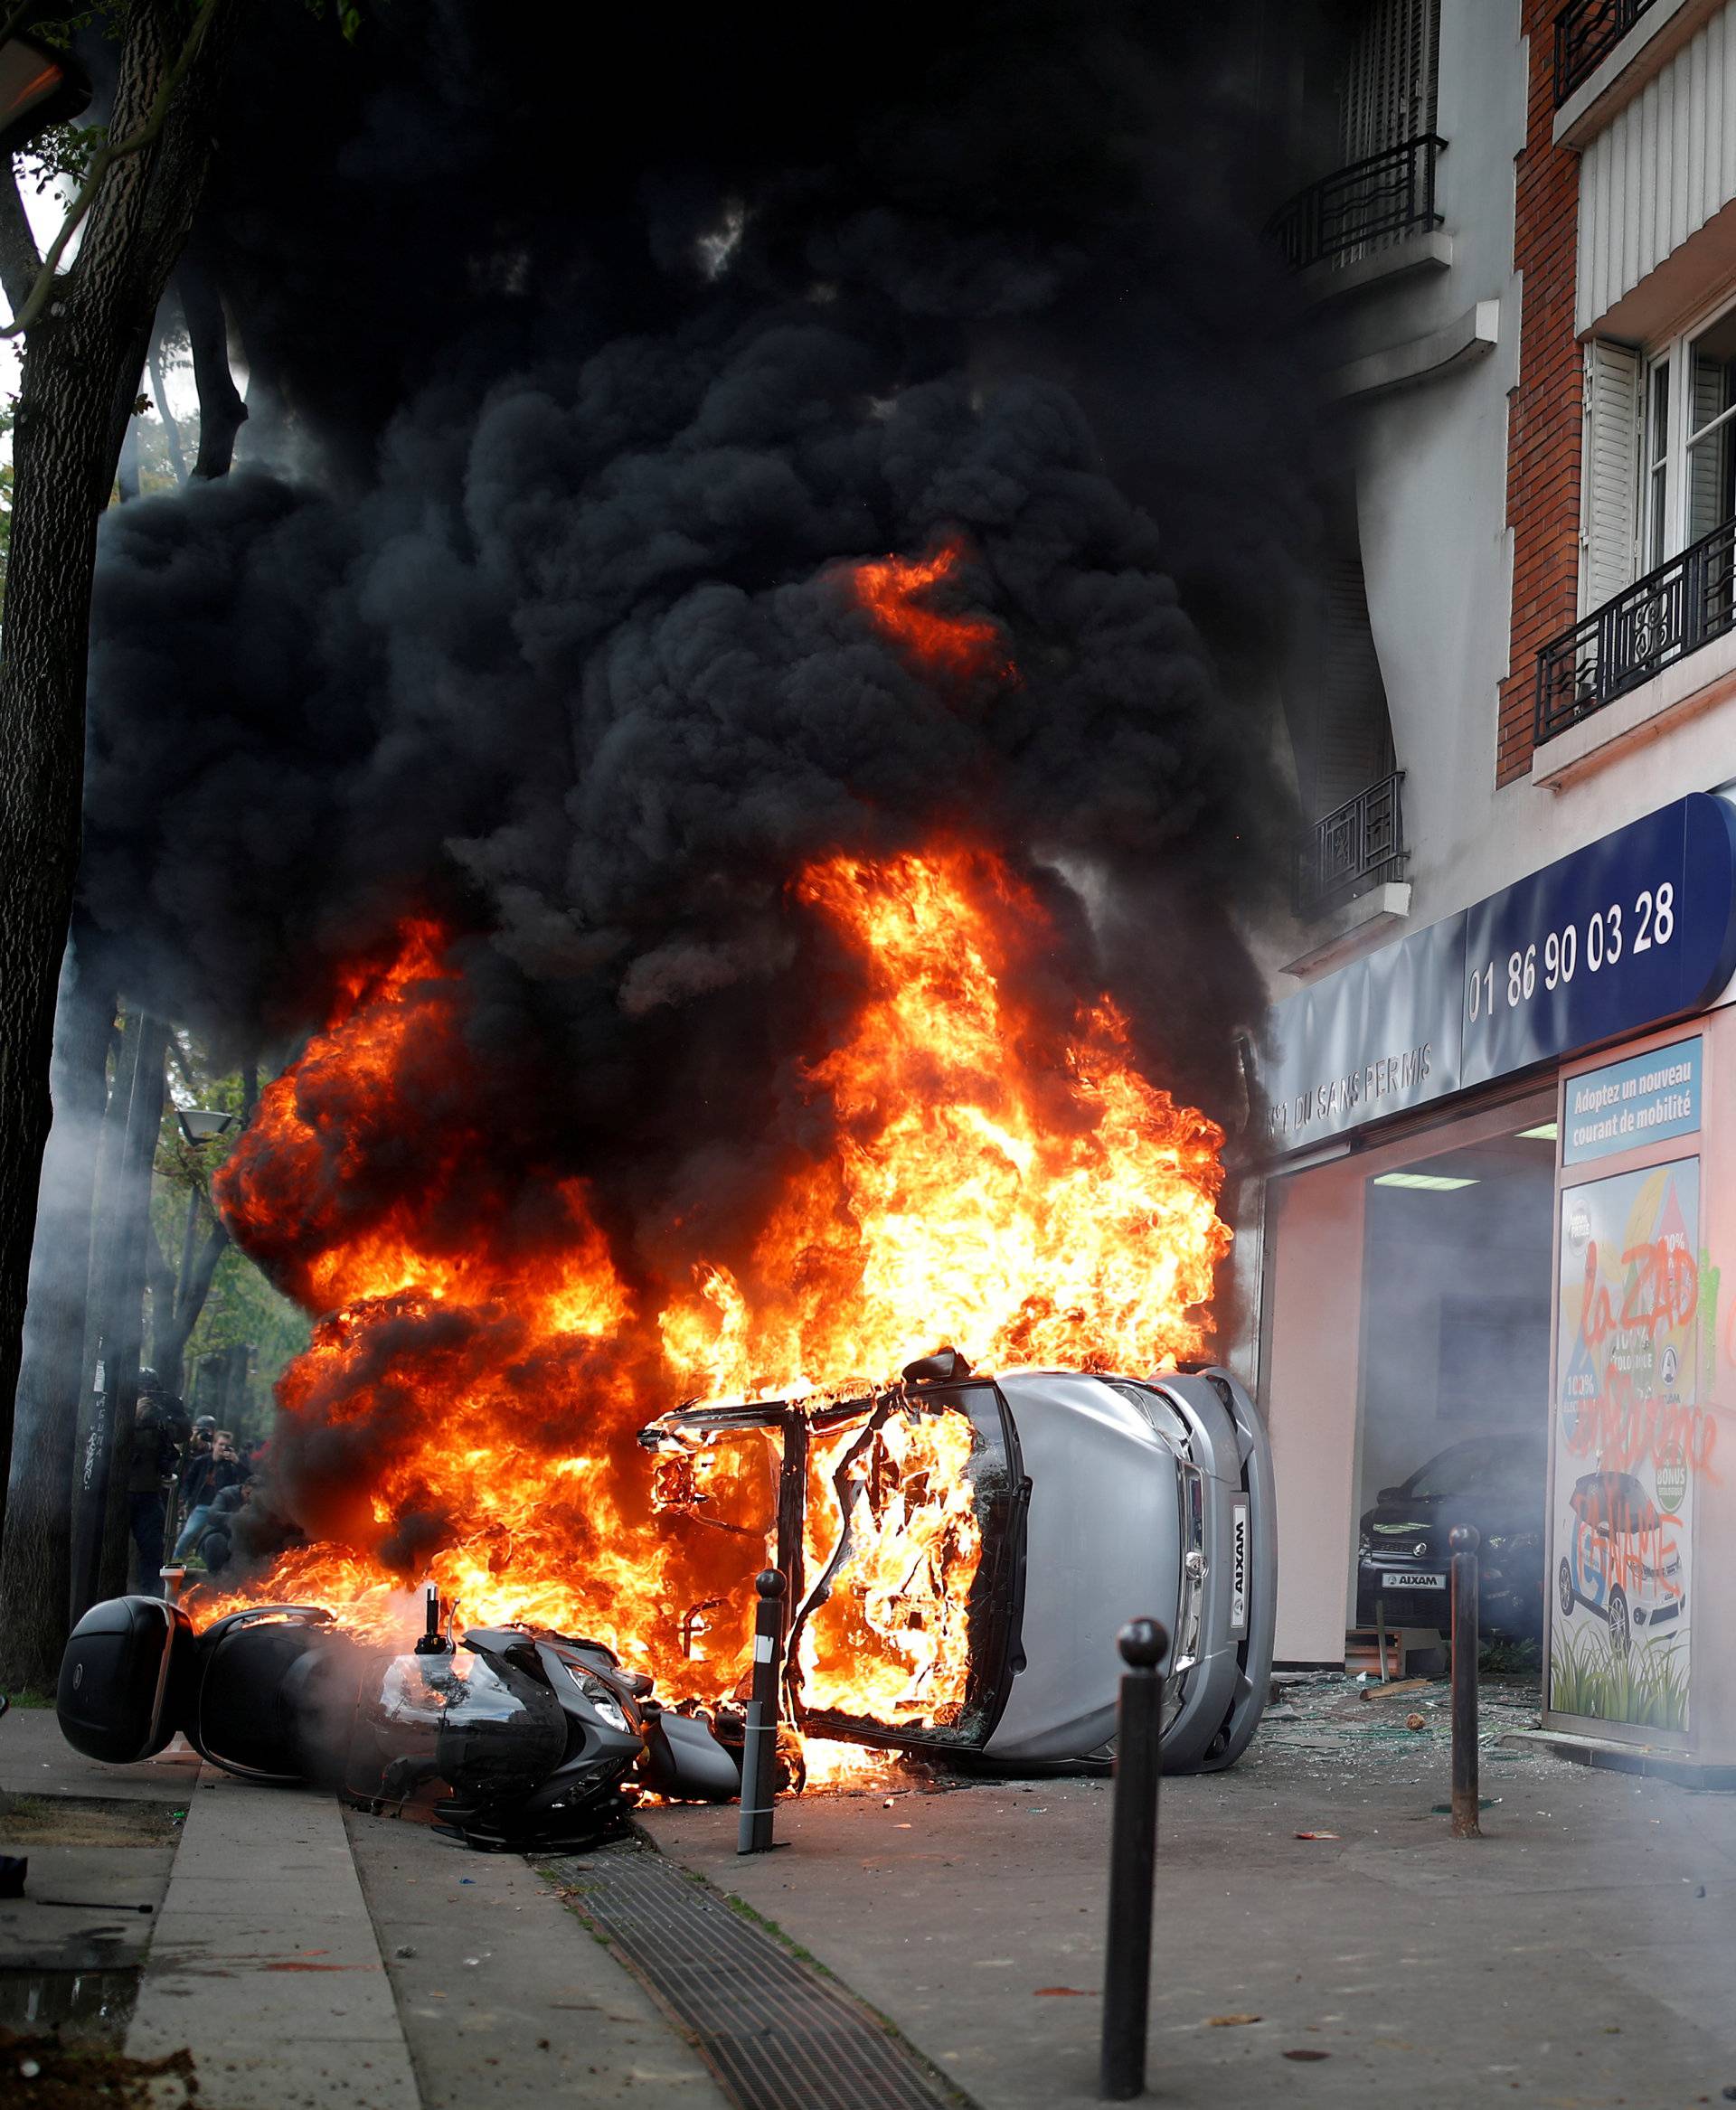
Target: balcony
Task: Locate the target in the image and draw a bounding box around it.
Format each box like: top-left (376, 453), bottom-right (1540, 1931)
top-left (1553, 0), bottom-right (1659, 107)
top-left (1294, 773), bottom-right (1409, 920)
top-left (1267, 137), bottom-right (1446, 275)
top-left (1534, 513), bottom-right (1736, 744)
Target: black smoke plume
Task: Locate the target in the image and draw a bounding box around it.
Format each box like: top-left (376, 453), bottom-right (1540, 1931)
top-left (76, 1), bottom-right (1321, 1515)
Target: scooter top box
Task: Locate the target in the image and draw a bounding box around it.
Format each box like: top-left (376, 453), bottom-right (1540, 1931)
top-left (57, 1593), bottom-right (196, 1765)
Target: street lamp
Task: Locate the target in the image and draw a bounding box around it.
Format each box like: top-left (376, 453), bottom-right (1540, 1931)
top-left (0, 32), bottom-right (91, 157)
top-left (176, 1107), bottom-right (238, 1145)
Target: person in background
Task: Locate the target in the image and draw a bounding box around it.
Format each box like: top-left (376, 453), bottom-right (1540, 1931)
top-left (199, 1474), bottom-right (253, 1574)
top-left (181, 1415), bottom-right (216, 1486)
top-left (127, 1369), bottom-right (190, 1594)
top-left (173, 1427), bottom-right (243, 1564)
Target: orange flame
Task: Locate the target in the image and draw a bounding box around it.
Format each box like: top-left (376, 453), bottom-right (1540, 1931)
top-left (850, 537), bottom-right (1011, 683)
top-left (203, 560), bottom-right (1228, 1785)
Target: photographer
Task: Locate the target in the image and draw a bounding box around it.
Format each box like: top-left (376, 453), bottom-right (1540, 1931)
top-left (173, 1427), bottom-right (244, 1566)
top-left (127, 1369), bottom-right (191, 1593)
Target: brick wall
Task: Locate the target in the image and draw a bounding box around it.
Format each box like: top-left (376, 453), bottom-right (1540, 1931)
top-left (1497, 0), bottom-right (1584, 786)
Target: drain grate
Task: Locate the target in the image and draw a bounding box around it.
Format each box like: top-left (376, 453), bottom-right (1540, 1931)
top-left (541, 1840), bottom-right (963, 2110)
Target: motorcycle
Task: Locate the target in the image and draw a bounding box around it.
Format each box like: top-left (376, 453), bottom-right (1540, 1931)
top-left (56, 1589), bottom-right (753, 1849)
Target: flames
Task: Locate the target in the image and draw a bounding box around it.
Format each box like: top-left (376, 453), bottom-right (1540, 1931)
top-left (849, 539), bottom-right (1013, 684)
top-left (659, 847), bottom-right (1230, 1391)
top-left (202, 543), bottom-right (1231, 1781)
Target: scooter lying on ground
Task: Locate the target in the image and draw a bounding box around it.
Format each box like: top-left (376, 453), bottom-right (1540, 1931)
top-left (56, 1590), bottom-right (755, 1849)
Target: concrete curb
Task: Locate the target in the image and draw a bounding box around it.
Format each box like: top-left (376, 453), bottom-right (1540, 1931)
top-left (126, 1766), bottom-right (420, 2110)
top-left (1498, 1727), bottom-right (1736, 1790)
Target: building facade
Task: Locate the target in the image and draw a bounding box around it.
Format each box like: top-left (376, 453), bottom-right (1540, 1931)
top-left (1248, 0), bottom-right (1736, 1779)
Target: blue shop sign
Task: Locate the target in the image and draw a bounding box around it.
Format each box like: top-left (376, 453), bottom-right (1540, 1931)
top-left (1264, 793), bottom-right (1736, 1154)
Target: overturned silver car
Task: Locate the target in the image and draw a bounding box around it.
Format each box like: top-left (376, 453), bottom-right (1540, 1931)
top-left (639, 1355), bottom-right (1276, 1773)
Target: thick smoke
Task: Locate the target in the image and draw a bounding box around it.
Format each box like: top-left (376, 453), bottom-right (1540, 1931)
top-left (75, 1), bottom-right (1321, 1520)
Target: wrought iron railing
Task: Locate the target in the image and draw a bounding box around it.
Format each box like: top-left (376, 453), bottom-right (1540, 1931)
top-left (1294, 772), bottom-right (1408, 919)
top-left (1266, 136), bottom-right (1446, 273)
top-left (1553, 0), bottom-right (1658, 107)
top-left (1534, 514), bottom-right (1736, 743)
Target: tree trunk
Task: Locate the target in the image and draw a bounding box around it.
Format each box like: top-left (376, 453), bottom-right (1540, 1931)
top-left (0, 929), bottom-right (114, 1691)
top-left (0, 0), bottom-right (242, 1551)
top-left (176, 240), bottom-right (247, 478)
top-left (148, 1206), bottom-right (229, 1397)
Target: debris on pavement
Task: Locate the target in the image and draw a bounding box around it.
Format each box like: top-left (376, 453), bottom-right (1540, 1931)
top-left (1207, 2013), bottom-right (1261, 2026)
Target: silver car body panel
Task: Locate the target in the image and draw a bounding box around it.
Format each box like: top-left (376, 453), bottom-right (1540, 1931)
top-left (984, 1366), bottom-right (1276, 1772)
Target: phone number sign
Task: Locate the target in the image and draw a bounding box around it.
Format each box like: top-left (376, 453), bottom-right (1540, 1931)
top-left (1263, 794), bottom-right (1736, 1153)
top-left (1460, 796), bottom-right (1736, 1087)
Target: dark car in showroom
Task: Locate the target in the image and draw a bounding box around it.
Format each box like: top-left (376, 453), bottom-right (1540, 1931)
top-left (1355, 1432), bottom-right (1547, 1642)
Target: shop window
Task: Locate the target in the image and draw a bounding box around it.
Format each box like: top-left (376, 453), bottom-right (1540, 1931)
top-left (1353, 1112), bottom-right (1556, 1645)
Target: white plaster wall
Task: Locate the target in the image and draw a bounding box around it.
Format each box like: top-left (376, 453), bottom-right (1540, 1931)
top-left (1349, 1), bottom-right (1526, 937)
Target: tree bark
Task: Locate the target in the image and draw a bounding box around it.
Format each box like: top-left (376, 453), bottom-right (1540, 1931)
top-left (0, 928), bottom-right (113, 1691)
top-left (0, 0), bottom-right (242, 1552)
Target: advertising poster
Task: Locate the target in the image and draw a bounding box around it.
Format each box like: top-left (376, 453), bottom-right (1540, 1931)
top-left (1552, 1158), bottom-right (1699, 1732)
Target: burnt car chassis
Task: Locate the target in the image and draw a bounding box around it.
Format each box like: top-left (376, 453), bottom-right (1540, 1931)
top-left (639, 1355), bottom-right (1277, 1775)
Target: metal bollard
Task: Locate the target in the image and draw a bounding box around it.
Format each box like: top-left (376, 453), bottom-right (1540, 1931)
top-left (1099, 1616), bottom-right (1169, 2101)
top-left (737, 1568), bottom-right (788, 1855)
top-left (1449, 1524), bottom-right (1480, 1839)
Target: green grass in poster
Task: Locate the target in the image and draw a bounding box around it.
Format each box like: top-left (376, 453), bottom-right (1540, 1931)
top-left (1551, 1625), bottom-right (1688, 1731)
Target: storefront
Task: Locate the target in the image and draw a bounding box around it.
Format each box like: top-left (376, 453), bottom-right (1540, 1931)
top-left (1253, 791), bottom-right (1736, 1775)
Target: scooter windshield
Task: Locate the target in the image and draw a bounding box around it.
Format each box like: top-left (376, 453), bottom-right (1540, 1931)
top-left (344, 1648), bottom-right (565, 1808)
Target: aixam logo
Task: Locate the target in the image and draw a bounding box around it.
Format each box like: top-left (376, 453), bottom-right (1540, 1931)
top-left (1230, 1499), bottom-right (1250, 1635)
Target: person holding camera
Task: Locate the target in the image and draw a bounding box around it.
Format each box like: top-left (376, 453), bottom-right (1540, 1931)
top-left (127, 1369), bottom-right (191, 1592)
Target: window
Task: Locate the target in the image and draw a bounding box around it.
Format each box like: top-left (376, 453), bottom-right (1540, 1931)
top-left (1581, 294), bottom-right (1736, 607)
top-left (1685, 307), bottom-right (1736, 547)
top-left (1340, 0), bottom-right (1439, 162)
top-left (1642, 358), bottom-right (1668, 571)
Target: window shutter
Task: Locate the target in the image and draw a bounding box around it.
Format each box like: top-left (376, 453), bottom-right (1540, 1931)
top-left (1313, 557), bottom-right (1394, 818)
top-left (1341, 0), bottom-right (1439, 162)
top-left (1580, 339), bottom-right (1641, 617)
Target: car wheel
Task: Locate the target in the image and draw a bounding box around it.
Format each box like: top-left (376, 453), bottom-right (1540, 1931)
top-left (1557, 1558), bottom-right (1574, 1617)
top-left (1608, 1587), bottom-right (1630, 1659)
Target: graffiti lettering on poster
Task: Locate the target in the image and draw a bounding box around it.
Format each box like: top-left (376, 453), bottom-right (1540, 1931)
top-left (1552, 1159), bottom-right (1697, 1733)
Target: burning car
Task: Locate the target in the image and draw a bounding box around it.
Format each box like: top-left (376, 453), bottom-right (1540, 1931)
top-left (639, 1351), bottom-right (1275, 1771)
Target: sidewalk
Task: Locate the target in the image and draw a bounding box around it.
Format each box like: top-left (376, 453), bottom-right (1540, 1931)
top-left (642, 1679), bottom-right (1736, 2109)
top-left (9, 1681), bottom-right (1736, 2107)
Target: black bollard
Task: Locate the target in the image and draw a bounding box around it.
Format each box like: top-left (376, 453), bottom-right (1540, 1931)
top-left (1099, 1616), bottom-right (1169, 2101)
top-left (1449, 1524), bottom-right (1481, 1839)
top-left (737, 1568), bottom-right (788, 1855)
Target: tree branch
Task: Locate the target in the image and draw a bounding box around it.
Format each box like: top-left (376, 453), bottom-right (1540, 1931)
top-left (4, 0), bottom-right (223, 340)
top-left (182, 1217), bottom-right (228, 1326)
top-left (0, 164), bottom-right (42, 318)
